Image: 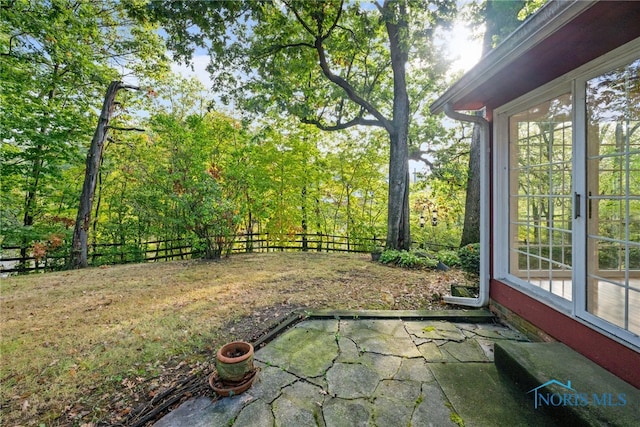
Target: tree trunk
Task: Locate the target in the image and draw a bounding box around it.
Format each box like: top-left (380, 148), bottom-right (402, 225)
top-left (460, 123), bottom-right (481, 246)
top-left (385, 3), bottom-right (411, 250)
top-left (19, 156), bottom-right (43, 271)
top-left (301, 185), bottom-right (308, 251)
top-left (386, 131), bottom-right (411, 250)
top-left (70, 81), bottom-right (138, 268)
top-left (460, 0), bottom-right (526, 247)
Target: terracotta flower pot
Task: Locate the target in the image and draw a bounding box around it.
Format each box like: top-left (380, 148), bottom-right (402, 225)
top-left (215, 341), bottom-right (254, 383)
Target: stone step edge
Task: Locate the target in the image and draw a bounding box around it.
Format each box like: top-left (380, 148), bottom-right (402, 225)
top-left (494, 341), bottom-right (639, 427)
top-left (252, 309), bottom-right (494, 350)
top-left (306, 308), bottom-right (494, 322)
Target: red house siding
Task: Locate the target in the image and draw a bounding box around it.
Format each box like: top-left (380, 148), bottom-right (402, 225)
top-left (490, 279), bottom-right (640, 389)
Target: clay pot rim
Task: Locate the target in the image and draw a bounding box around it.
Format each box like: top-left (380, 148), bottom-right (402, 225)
top-left (216, 341), bottom-right (254, 364)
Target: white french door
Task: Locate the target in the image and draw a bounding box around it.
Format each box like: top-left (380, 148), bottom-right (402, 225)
top-left (578, 58), bottom-right (640, 340)
top-left (498, 46), bottom-right (640, 348)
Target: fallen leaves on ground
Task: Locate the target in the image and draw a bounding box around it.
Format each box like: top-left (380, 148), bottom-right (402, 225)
top-left (0, 252), bottom-right (476, 426)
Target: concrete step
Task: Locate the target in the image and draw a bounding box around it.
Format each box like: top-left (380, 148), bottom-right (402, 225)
top-left (495, 341), bottom-right (640, 426)
top-left (430, 362), bottom-right (558, 427)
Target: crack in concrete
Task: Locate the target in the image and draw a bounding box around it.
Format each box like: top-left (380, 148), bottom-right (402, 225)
top-left (408, 384), bottom-right (425, 426)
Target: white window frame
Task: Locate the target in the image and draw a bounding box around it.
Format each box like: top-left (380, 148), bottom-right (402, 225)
top-left (493, 37), bottom-right (640, 350)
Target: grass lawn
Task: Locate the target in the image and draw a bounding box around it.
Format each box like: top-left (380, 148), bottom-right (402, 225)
top-left (0, 252), bottom-right (474, 426)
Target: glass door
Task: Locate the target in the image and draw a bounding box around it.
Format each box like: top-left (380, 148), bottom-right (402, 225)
top-left (585, 59), bottom-right (640, 336)
top-left (508, 93), bottom-right (573, 301)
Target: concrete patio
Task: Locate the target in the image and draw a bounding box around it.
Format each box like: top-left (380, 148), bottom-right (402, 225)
top-left (153, 310), bottom-right (569, 426)
top-left (152, 310), bottom-right (640, 426)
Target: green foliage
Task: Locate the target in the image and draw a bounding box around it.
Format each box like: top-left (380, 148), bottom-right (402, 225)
top-left (379, 249), bottom-right (401, 264)
top-left (412, 125), bottom-right (469, 249)
top-left (141, 111), bottom-right (243, 259)
top-left (0, 0), bottom-right (167, 263)
top-left (1, 0), bottom-right (486, 269)
top-left (138, 0), bottom-right (457, 250)
top-left (437, 250), bottom-right (461, 267)
top-left (465, 0), bottom-right (547, 50)
top-left (379, 250), bottom-right (438, 269)
top-left (458, 243), bottom-right (480, 276)
top-left (93, 243), bottom-right (145, 266)
top-left (517, 0), bottom-right (549, 21)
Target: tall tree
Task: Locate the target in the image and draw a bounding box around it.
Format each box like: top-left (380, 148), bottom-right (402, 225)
top-left (0, 0), bottom-right (166, 265)
top-left (70, 81), bottom-right (141, 269)
top-left (135, 0), bottom-right (455, 250)
top-left (459, 0), bottom-right (543, 246)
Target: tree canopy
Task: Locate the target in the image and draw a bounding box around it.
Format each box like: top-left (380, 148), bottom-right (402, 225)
top-left (1, 0), bottom-right (167, 266)
top-left (1, 0), bottom-right (550, 271)
top-left (134, 0), bottom-right (456, 250)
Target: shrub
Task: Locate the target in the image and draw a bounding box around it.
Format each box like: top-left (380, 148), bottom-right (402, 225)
top-left (379, 249), bottom-right (438, 269)
top-left (437, 249), bottom-right (461, 267)
top-left (397, 251), bottom-right (423, 268)
top-left (379, 249), bottom-right (402, 264)
top-left (458, 243), bottom-right (480, 275)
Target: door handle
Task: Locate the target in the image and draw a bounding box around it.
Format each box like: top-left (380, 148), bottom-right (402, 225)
top-left (574, 192), bottom-right (581, 219)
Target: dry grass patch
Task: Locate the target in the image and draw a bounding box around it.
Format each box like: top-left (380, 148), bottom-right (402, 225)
top-left (0, 252), bottom-right (474, 425)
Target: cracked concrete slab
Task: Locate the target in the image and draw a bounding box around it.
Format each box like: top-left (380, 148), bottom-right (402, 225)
top-left (326, 362), bottom-right (379, 398)
top-left (272, 381), bottom-right (325, 427)
top-left (417, 341), bottom-right (452, 362)
top-left (440, 338), bottom-right (489, 362)
top-left (339, 319), bottom-right (421, 358)
top-left (411, 382), bottom-right (458, 427)
top-left (233, 400), bottom-right (274, 427)
top-left (153, 393), bottom-right (254, 427)
top-left (394, 357), bottom-right (435, 382)
top-left (322, 397), bottom-right (371, 427)
top-left (459, 322), bottom-right (529, 341)
top-left (255, 324), bottom-right (338, 378)
top-left (153, 315), bottom-right (558, 427)
top-left (372, 379), bottom-right (421, 427)
top-left (246, 365), bottom-right (297, 403)
top-left (357, 352), bottom-right (402, 379)
top-left (405, 320), bottom-right (467, 342)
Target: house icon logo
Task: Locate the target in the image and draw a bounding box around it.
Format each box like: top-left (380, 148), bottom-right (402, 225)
top-left (527, 379), bottom-right (627, 409)
top-left (528, 379), bottom-right (576, 409)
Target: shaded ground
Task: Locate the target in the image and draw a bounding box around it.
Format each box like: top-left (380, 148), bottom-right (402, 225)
top-left (0, 252), bottom-right (476, 426)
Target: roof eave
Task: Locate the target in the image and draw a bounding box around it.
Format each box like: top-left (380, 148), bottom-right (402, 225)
top-left (430, 0), bottom-right (595, 115)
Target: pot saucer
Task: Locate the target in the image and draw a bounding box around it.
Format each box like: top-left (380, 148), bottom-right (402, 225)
top-left (209, 368), bottom-right (259, 397)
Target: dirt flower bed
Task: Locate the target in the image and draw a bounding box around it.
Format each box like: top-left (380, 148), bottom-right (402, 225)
top-left (0, 252), bottom-right (476, 426)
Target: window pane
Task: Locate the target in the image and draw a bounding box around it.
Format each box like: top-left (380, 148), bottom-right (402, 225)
top-left (587, 279), bottom-right (626, 329)
top-left (630, 290), bottom-right (640, 335)
top-left (586, 58), bottom-right (640, 333)
top-left (509, 93), bottom-right (573, 300)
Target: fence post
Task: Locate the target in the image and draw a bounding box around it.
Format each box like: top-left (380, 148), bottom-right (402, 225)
top-left (246, 232), bottom-right (253, 253)
top-left (91, 242), bottom-right (97, 265)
